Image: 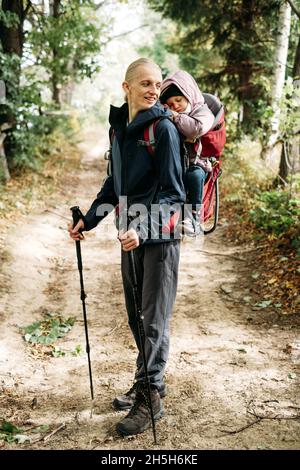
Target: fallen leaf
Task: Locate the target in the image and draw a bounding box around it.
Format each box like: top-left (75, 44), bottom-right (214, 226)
top-left (14, 434), bottom-right (31, 444)
top-left (256, 300), bottom-right (272, 308)
top-left (251, 272), bottom-right (260, 279)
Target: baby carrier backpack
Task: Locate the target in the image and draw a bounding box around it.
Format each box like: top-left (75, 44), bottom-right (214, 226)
top-left (200, 93), bottom-right (226, 158)
top-left (106, 94), bottom-right (226, 234)
top-left (142, 93), bottom-right (226, 233)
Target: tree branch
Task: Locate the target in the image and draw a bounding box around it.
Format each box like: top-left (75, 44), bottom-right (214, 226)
top-left (108, 24), bottom-right (150, 42)
top-left (286, 0), bottom-right (300, 18)
top-left (94, 1), bottom-right (106, 10)
top-left (23, 0), bottom-right (33, 19)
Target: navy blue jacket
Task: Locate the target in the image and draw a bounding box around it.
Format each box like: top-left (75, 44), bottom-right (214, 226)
top-left (84, 102), bottom-right (185, 243)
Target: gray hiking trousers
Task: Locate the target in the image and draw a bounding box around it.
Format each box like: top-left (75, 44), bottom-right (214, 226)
top-left (121, 241), bottom-right (180, 392)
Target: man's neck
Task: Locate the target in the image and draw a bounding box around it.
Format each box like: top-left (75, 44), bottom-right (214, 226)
top-left (128, 103), bottom-right (138, 123)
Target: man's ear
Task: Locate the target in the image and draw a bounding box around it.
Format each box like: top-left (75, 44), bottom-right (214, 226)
top-left (122, 81), bottom-right (129, 94)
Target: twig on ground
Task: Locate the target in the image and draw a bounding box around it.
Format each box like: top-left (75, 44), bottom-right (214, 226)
top-left (105, 322), bottom-right (122, 336)
top-left (43, 423), bottom-right (66, 442)
top-left (219, 418), bottom-right (262, 434)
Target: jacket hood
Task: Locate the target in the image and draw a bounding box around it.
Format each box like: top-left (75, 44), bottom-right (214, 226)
top-left (160, 70), bottom-right (204, 108)
top-left (109, 102), bottom-right (172, 133)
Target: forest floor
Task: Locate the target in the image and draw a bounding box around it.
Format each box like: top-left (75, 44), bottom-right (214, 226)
top-left (0, 126), bottom-right (300, 451)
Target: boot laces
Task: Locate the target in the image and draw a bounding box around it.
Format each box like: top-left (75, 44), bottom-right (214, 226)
top-left (125, 382), bottom-right (139, 397)
top-left (127, 383), bottom-right (150, 417)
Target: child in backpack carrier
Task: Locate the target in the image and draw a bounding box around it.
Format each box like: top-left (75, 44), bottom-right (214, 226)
top-left (160, 70), bottom-right (215, 236)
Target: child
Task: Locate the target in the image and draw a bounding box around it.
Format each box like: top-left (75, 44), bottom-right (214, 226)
top-left (160, 70), bottom-right (215, 236)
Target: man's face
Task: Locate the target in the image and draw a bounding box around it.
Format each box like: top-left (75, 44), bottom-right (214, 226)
top-left (123, 65), bottom-right (162, 112)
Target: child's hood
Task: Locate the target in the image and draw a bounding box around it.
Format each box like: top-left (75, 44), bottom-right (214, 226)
top-left (161, 70), bottom-right (204, 108)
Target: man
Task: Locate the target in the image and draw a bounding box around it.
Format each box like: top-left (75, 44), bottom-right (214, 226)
top-left (69, 58), bottom-right (185, 437)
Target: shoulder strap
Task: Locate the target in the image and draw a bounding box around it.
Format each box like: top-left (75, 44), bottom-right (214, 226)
top-left (109, 128), bottom-right (115, 146)
top-left (142, 119), bottom-right (161, 156)
top-left (141, 118), bottom-right (187, 174)
top-left (203, 92), bottom-right (225, 129)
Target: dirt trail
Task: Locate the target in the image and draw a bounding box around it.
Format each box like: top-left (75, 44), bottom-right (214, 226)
top-left (0, 127), bottom-right (299, 450)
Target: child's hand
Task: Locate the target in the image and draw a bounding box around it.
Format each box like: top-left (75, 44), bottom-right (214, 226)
top-left (171, 110), bottom-right (179, 119)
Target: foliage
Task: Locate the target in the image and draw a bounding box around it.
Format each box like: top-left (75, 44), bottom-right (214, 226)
top-left (5, 111), bottom-right (77, 174)
top-left (28, 1), bottom-right (105, 88)
top-left (279, 77), bottom-right (300, 141)
top-left (0, 9), bottom-right (19, 28)
top-left (221, 138), bottom-right (300, 315)
top-left (0, 48), bottom-right (21, 108)
top-left (222, 137), bottom-right (300, 254)
top-left (287, 4), bottom-right (300, 75)
top-left (0, 420), bottom-right (49, 444)
top-left (0, 0), bottom-right (111, 172)
top-left (138, 31), bottom-right (177, 77)
top-left (147, 0), bottom-right (295, 138)
top-left (23, 312), bottom-right (75, 346)
top-left (0, 421), bottom-right (24, 444)
top-left (249, 189), bottom-right (300, 241)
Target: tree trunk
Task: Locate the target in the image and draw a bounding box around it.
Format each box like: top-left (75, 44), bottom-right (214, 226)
top-left (0, 0), bottom-right (24, 56)
top-left (41, 0), bottom-right (50, 15)
top-left (0, 125), bottom-right (12, 182)
top-left (0, 0), bottom-right (24, 177)
top-left (262, 2), bottom-right (291, 162)
top-left (278, 15), bottom-right (300, 183)
top-left (236, 0), bottom-right (256, 132)
top-left (50, 0), bottom-right (61, 106)
top-left (52, 75), bottom-right (60, 105)
top-left (278, 141), bottom-right (290, 184)
top-left (293, 33), bottom-right (300, 80)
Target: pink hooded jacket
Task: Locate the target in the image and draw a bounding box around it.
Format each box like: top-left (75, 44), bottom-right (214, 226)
top-left (160, 70), bottom-right (214, 141)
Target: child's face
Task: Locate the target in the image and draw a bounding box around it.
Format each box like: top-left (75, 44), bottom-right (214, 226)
top-left (166, 95), bottom-right (189, 113)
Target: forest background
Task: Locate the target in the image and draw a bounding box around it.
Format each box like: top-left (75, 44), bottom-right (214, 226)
top-left (1, 0), bottom-right (299, 313)
top-left (0, 0), bottom-right (299, 451)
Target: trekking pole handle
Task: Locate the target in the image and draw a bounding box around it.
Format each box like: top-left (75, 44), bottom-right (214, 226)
top-left (70, 205), bottom-right (85, 232)
top-left (70, 206), bottom-right (85, 271)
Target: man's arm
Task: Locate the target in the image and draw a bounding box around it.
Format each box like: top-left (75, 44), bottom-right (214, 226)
top-left (84, 175), bottom-right (118, 231)
top-left (136, 119), bottom-right (185, 241)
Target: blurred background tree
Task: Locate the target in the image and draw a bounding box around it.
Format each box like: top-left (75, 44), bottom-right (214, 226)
top-left (0, 0), bottom-right (299, 257)
top-left (0, 0), bottom-right (108, 178)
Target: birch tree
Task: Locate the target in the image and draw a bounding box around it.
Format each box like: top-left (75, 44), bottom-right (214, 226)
top-left (261, 1), bottom-right (291, 162)
top-left (278, 0), bottom-right (300, 182)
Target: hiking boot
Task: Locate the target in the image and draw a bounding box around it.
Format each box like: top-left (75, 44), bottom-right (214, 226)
top-left (116, 385), bottom-right (164, 437)
top-left (113, 382), bottom-right (167, 411)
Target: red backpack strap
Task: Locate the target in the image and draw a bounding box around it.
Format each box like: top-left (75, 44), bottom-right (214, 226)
top-left (143, 119), bottom-right (160, 156)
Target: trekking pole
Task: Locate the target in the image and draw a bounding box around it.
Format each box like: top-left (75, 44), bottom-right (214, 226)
top-left (70, 206), bottom-right (94, 414)
top-left (129, 250), bottom-right (157, 444)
